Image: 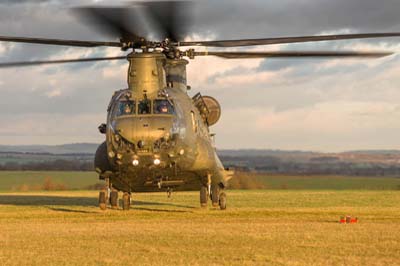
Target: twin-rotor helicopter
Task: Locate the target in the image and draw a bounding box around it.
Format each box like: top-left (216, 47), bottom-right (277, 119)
top-left (0, 1), bottom-right (399, 210)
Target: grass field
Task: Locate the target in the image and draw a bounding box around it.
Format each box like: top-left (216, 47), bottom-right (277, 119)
top-left (254, 174), bottom-right (400, 190)
top-left (0, 190), bottom-right (399, 265)
top-left (0, 171), bottom-right (98, 191)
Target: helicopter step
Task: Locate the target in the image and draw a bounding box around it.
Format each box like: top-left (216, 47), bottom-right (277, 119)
top-left (144, 179), bottom-right (184, 188)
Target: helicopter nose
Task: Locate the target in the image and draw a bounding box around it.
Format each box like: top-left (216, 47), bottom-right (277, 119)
top-left (114, 116), bottom-right (174, 149)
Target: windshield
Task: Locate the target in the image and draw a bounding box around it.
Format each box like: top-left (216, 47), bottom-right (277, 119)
top-left (138, 99), bottom-right (151, 114)
top-left (117, 100), bottom-right (135, 116)
top-left (112, 98), bottom-right (175, 117)
top-left (154, 99), bottom-right (175, 114)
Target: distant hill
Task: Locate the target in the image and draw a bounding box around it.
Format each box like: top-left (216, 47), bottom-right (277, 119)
top-left (217, 149), bottom-right (317, 157)
top-left (343, 150), bottom-right (400, 155)
top-left (1, 144), bottom-right (400, 175)
top-left (1, 144), bottom-right (400, 158)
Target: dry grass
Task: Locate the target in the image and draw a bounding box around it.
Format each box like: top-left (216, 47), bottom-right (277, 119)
top-left (229, 171), bottom-right (266, 189)
top-left (0, 190), bottom-right (399, 266)
top-left (10, 177), bottom-right (68, 192)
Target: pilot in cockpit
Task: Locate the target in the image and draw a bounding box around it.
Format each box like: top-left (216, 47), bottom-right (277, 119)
top-left (158, 101), bottom-right (169, 114)
top-left (124, 103), bottom-right (132, 114)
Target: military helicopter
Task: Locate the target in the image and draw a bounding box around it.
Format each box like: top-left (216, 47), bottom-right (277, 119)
top-left (0, 1), bottom-right (399, 210)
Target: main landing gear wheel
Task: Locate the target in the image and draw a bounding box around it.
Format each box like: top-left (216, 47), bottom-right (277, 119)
top-left (110, 190), bottom-right (119, 209)
top-left (219, 192), bottom-right (227, 210)
top-left (211, 185), bottom-right (220, 207)
top-left (122, 192), bottom-right (131, 211)
top-left (200, 186), bottom-right (208, 208)
top-left (99, 190), bottom-right (107, 210)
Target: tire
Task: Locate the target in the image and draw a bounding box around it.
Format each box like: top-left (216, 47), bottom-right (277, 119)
top-left (122, 192), bottom-right (131, 211)
top-left (219, 192), bottom-right (227, 210)
top-left (211, 185), bottom-right (220, 207)
top-left (99, 191), bottom-right (107, 210)
top-left (110, 191), bottom-right (119, 209)
top-left (200, 186), bottom-right (208, 207)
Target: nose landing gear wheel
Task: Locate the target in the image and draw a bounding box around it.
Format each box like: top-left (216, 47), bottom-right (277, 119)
top-left (110, 191), bottom-right (119, 209)
top-left (219, 192), bottom-right (227, 210)
top-left (122, 192), bottom-right (131, 211)
top-left (200, 186), bottom-right (208, 207)
top-left (99, 190), bottom-right (107, 210)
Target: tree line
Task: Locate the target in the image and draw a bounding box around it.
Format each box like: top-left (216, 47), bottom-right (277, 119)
top-left (1, 155), bottom-right (400, 177)
top-left (0, 159), bottom-right (93, 171)
top-left (221, 156), bottom-right (400, 177)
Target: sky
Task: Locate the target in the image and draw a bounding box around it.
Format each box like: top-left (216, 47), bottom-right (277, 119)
top-left (0, 0), bottom-right (400, 152)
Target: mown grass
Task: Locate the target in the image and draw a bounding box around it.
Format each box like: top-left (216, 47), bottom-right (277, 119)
top-left (256, 174), bottom-right (400, 190)
top-left (0, 190), bottom-right (399, 265)
top-left (229, 172), bottom-right (400, 190)
top-left (0, 171), bottom-right (98, 191)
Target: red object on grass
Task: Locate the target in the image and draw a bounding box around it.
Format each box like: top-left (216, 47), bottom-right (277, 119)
top-left (340, 216), bottom-right (358, 224)
top-left (350, 218), bottom-right (358, 224)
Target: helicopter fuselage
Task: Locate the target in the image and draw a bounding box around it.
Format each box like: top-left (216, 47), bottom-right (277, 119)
top-left (94, 52), bottom-right (231, 193)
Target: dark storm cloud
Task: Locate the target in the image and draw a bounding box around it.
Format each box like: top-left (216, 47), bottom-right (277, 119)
top-left (0, 0), bottom-right (49, 3)
top-left (0, 2), bottom-right (122, 66)
top-left (0, 1), bottom-right (115, 41)
top-left (0, 0), bottom-right (89, 5)
top-left (192, 0), bottom-right (400, 39)
top-left (1, 0), bottom-right (399, 59)
top-left (3, 0), bottom-right (400, 41)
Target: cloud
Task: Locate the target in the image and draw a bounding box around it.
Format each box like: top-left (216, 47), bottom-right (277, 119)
top-left (192, 0), bottom-right (400, 39)
top-left (0, 112), bottom-right (105, 145)
top-left (214, 101), bottom-right (400, 152)
top-left (1, 0), bottom-right (400, 151)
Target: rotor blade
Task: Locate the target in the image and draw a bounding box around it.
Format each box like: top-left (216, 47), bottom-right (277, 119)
top-left (192, 51), bottom-right (393, 59)
top-left (141, 1), bottom-right (193, 42)
top-left (74, 2), bottom-right (193, 44)
top-left (0, 56), bottom-right (127, 68)
top-left (179, 33), bottom-right (400, 47)
top-left (0, 36), bottom-right (122, 48)
top-left (73, 7), bottom-right (143, 42)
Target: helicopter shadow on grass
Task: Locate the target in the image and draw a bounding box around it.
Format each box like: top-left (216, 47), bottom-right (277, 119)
top-left (130, 200), bottom-right (196, 213)
top-left (0, 195), bottom-right (97, 207)
top-left (46, 207), bottom-right (98, 214)
top-left (0, 195), bottom-right (196, 213)
top-left (131, 207), bottom-right (192, 213)
top-left (132, 200), bottom-right (196, 209)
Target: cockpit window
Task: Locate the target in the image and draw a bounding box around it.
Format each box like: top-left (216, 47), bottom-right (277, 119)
top-left (138, 99), bottom-right (151, 114)
top-left (154, 99), bottom-right (175, 114)
top-left (117, 101), bottom-right (135, 116)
